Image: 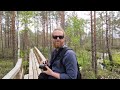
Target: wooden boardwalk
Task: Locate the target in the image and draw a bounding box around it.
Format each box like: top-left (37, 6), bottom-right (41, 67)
top-left (2, 47), bottom-right (46, 79)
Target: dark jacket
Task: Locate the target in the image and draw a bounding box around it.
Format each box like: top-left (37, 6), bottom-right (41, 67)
top-left (48, 45), bottom-right (78, 79)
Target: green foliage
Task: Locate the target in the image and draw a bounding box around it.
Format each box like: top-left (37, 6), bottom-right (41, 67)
top-left (40, 47), bottom-right (49, 59)
top-left (22, 60), bottom-right (29, 74)
top-left (0, 48), bottom-right (13, 58)
top-left (65, 14), bottom-right (86, 49)
top-left (83, 41), bottom-right (91, 51)
top-left (98, 69), bottom-right (120, 79)
top-left (103, 52), bottom-right (120, 76)
top-left (19, 11), bottom-right (34, 25)
top-left (20, 50), bottom-right (25, 58)
top-left (104, 59), bottom-right (113, 71)
top-left (76, 49), bottom-right (96, 79)
top-left (20, 27), bottom-right (30, 33)
top-left (96, 52), bottom-right (102, 59)
top-left (76, 49), bottom-right (91, 67)
top-left (0, 59), bottom-right (13, 79)
top-left (20, 49), bottom-right (30, 58)
top-left (113, 53), bottom-right (120, 64)
top-left (104, 52), bottom-right (120, 67)
top-left (20, 49), bottom-right (30, 74)
top-left (81, 65), bottom-right (96, 79)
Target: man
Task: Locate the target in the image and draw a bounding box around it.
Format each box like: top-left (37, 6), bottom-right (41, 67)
top-left (39, 27), bottom-right (78, 79)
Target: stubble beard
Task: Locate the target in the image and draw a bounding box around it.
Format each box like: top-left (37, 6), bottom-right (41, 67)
top-left (54, 42), bottom-right (60, 48)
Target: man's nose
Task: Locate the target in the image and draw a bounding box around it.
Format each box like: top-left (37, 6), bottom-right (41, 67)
top-left (56, 37), bottom-right (60, 40)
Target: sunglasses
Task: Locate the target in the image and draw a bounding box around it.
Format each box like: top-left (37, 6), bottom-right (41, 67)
top-left (52, 35), bottom-right (64, 39)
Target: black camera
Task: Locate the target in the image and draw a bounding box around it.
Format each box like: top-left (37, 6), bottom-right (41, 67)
top-left (39, 64), bottom-right (47, 71)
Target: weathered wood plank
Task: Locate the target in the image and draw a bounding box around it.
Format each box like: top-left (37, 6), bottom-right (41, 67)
top-left (33, 52), bottom-right (41, 76)
top-left (29, 49), bottom-right (33, 79)
top-left (31, 49), bottom-right (38, 79)
top-left (34, 47), bottom-right (46, 64)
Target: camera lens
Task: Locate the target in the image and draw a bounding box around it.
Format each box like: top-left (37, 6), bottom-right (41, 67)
top-left (39, 64), bottom-right (47, 71)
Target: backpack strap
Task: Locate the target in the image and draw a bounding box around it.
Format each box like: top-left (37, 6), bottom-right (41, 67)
top-left (50, 47), bottom-right (65, 69)
top-left (59, 47), bottom-right (72, 70)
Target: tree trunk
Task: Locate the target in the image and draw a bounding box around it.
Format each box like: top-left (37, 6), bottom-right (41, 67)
top-left (41, 11), bottom-right (46, 51)
top-left (111, 12), bottom-right (114, 46)
top-left (0, 11), bottom-right (2, 50)
top-left (49, 12), bottom-right (52, 54)
top-left (46, 11), bottom-right (48, 47)
top-left (106, 11), bottom-right (113, 71)
top-left (94, 11), bottom-right (97, 77)
top-left (6, 12), bottom-right (9, 48)
top-left (11, 11), bottom-right (16, 66)
top-left (91, 11), bottom-right (95, 69)
top-left (59, 11), bottom-right (65, 30)
top-left (101, 14), bottom-right (105, 63)
top-left (1, 22), bottom-right (4, 58)
top-left (17, 11), bottom-right (20, 59)
top-left (0, 11), bottom-right (3, 58)
top-left (5, 13), bottom-right (7, 48)
top-left (10, 14), bottom-right (12, 49)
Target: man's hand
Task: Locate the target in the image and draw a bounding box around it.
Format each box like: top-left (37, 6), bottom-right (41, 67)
top-left (42, 66), bottom-right (53, 76)
top-left (42, 66), bottom-right (60, 79)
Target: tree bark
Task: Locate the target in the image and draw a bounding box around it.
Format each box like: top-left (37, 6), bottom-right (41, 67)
top-left (59, 11), bottom-right (65, 30)
top-left (94, 11), bottom-right (97, 77)
top-left (91, 11), bottom-right (95, 69)
top-left (0, 11), bottom-right (2, 49)
top-left (106, 11), bottom-right (113, 71)
top-left (11, 11), bottom-right (16, 66)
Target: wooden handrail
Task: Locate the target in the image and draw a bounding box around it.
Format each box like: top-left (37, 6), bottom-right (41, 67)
top-left (2, 58), bottom-right (23, 79)
top-left (24, 47), bottom-right (47, 79)
top-left (24, 48), bottom-right (42, 79)
top-left (34, 47), bottom-right (46, 64)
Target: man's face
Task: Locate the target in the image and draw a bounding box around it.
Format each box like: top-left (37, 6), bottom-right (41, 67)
top-left (52, 30), bottom-right (65, 49)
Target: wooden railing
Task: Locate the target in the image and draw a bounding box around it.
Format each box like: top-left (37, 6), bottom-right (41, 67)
top-left (2, 47), bottom-right (46, 79)
top-left (33, 46), bottom-right (46, 64)
top-left (2, 58), bottom-right (24, 79)
top-left (24, 49), bottom-right (41, 79)
top-left (24, 47), bottom-right (47, 79)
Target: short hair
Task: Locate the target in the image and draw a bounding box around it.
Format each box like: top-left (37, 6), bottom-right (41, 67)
top-left (52, 27), bottom-right (65, 37)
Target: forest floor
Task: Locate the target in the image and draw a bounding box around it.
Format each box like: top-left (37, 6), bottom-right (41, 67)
top-left (0, 59), bottom-right (13, 79)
